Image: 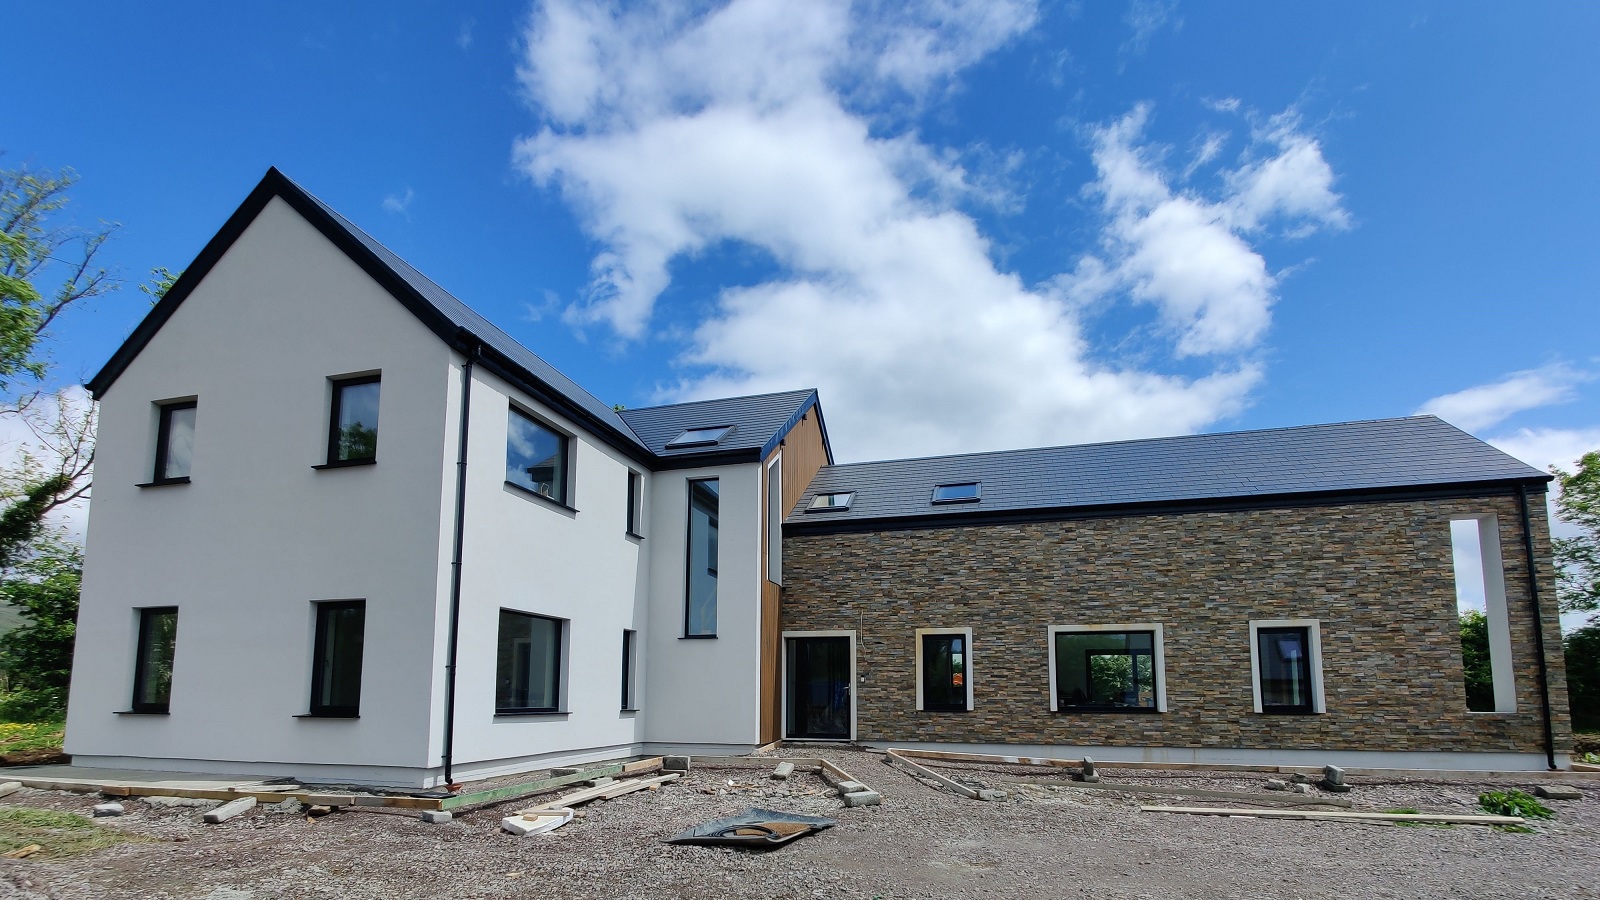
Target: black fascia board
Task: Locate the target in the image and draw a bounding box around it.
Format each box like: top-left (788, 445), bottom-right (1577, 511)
top-left (84, 168), bottom-right (661, 468)
top-left (784, 478), bottom-right (1553, 537)
top-left (651, 447), bottom-right (764, 470)
top-left (757, 389), bottom-right (835, 466)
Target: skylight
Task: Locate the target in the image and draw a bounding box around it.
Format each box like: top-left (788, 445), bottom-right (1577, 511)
top-left (931, 482), bottom-right (981, 504)
top-left (665, 425), bottom-right (734, 449)
top-left (807, 492), bottom-right (855, 512)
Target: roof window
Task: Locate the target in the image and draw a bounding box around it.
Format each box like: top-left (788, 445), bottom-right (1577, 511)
top-left (665, 425), bottom-right (734, 449)
top-left (931, 482), bottom-right (981, 504)
top-left (807, 492), bottom-right (856, 512)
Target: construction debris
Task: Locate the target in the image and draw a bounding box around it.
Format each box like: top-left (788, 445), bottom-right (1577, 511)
top-left (91, 802), bottom-right (123, 818)
top-left (203, 797), bottom-right (257, 824)
top-left (519, 774), bottom-right (682, 815)
top-left (842, 790), bottom-right (882, 807)
top-left (1264, 779), bottom-right (1289, 791)
top-left (664, 808), bottom-right (837, 849)
top-left (501, 808), bottom-right (573, 836)
top-left (1077, 757), bottom-right (1100, 783)
top-left (1, 845), bottom-right (41, 859)
top-left (772, 762), bottom-right (795, 780)
top-left (0, 782), bottom-right (21, 799)
top-left (663, 756), bottom-right (691, 773)
top-left (420, 810), bottom-right (453, 824)
top-left (1534, 785), bottom-right (1583, 801)
top-left (1141, 805), bottom-right (1526, 826)
top-left (1320, 765), bottom-right (1351, 793)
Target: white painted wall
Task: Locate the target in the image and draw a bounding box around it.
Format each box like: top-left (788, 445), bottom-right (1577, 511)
top-left (66, 197), bottom-right (454, 780)
top-left (641, 462), bottom-right (764, 749)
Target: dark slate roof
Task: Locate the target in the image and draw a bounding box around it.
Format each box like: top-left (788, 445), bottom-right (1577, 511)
top-left (620, 389), bottom-right (822, 461)
top-left (789, 416), bottom-right (1549, 527)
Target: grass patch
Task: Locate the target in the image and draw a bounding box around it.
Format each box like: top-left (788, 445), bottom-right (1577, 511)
top-left (1384, 807), bottom-right (1452, 828)
top-left (0, 806), bottom-right (141, 858)
top-left (1479, 790), bottom-right (1554, 820)
top-left (0, 722), bottom-right (64, 754)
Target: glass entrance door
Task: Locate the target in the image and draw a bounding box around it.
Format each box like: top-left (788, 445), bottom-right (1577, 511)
top-left (785, 636), bottom-right (852, 739)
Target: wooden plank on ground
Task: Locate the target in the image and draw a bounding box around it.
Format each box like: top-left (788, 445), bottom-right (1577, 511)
top-left (688, 756), bottom-right (823, 768)
top-left (1000, 779), bottom-right (1354, 808)
top-left (599, 773), bottom-right (679, 799)
top-left (754, 740), bottom-right (783, 754)
top-left (439, 763), bottom-right (624, 811)
top-left (885, 750), bottom-right (979, 799)
top-left (516, 775), bottom-right (677, 814)
top-left (1572, 762), bottom-right (1600, 773)
top-left (622, 757), bottom-right (664, 776)
top-left (1141, 805), bottom-right (1525, 825)
top-left (892, 748), bottom-right (1081, 770)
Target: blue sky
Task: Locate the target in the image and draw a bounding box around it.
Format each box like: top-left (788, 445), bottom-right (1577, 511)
top-left (8, 1), bottom-right (1599, 478)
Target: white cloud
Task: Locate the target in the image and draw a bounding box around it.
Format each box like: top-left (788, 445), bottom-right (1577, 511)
top-left (382, 187), bottom-right (415, 216)
top-left (1121, 0), bottom-right (1179, 59)
top-left (1418, 363), bottom-right (1589, 431)
top-left (458, 17), bottom-right (476, 50)
top-left (1223, 111), bottom-right (1350, 235)
top-left (512, 0), bottom-right (1346, 460)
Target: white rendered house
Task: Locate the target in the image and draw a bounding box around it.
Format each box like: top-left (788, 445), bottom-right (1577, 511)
top-left (67, 170), bottom-right (831, 787)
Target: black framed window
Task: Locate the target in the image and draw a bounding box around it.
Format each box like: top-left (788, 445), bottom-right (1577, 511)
top-left (131, 607), bottom-right (179, 713)
top-left (1054, 630), bottom-right (1158, 712)
top-left (931, 482), bottom-right (980, 504)
top-left (310, 601), bottom-right (365, 716)
top-left (626, 471), bottom-right (644, 536)
top-left (684, 478), bottom-right (719, 636)
top-left (497, 611), bottom-right (563, 713)
top-left (621, 629), bottom-right (638, 710)
top-left (327, 376), bottom-right (380, 464)
top-left (1257, 627), bottom-right (1314, 714)
top-left (921, 633), bottom-right (968, 712)
top-left (506, 408), bottom-right (569, 503)
top-left (152, 401), bottom-right (197, 482)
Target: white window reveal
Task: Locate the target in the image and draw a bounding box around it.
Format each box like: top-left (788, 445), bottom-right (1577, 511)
top-left (1451, 515), bottom-right (1516, 713)
top-left (807, 491), bottom-right (855, 512)
top-left (1248, 619), bottom-right (1325, 714)
top-left (931, 482), bottom-right (981, 504)
top-left (766, 455), bottom-right (782, 584)
top-left (665, 425), bottom-right (734, 449)
top-left (915, 627), bottom-right (974, 712)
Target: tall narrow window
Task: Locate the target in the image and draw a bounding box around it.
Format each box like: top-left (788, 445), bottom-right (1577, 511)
top-left (1255, 627), bottom-right (1313, 714)
top-left (310, 601), bottom-right (365, 716)
top-left (496, 611), bottom-right (563, 713)
top-left (328, 376), bottom-right (380, 464)
top-left (621, 629), bottom-right (638, 710)
top-left (506, 408), bottom-right (570, 503)
top-left (766, 456), bottom-right (782, 584)
top-left (1051, 628), bottom-right (1162, 712)
top-left (1452, 516), bottom-right (1515, 713)
top-left (685, 478), bottom-right (720, 636)
top-left (153, 401), bottom-right (197, 482)
top-left (920, 632), bottom-right (969, 712)
top-left (626, 471), bottom-right (644, 537)
top-left (132, 607), bottom-right (179, 713)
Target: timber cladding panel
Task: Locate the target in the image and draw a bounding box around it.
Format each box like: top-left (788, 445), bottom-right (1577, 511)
top-left (781, 494), bottom-right (1570, 754)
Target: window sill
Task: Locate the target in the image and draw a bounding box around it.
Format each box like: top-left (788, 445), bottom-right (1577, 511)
top-left (295, 712), bottom-right (359, 719)
top-left (503, 480), bottom-right (578, 513)
top-left (680, 634), bottom-right (717, 640)
top-left (1466, 710), bottom-right (1517, 716)
top-left (620, 708), bottom-right (639, 715)
top-left (313, 458), bottom-right (377, 470)
top-left (114, 709), bottom-right (170, 715)
top-left (1256, 709), bottom-right (1320, 716)
top-left (135, 477), bottom-right (190, 488)
top-left (918, 708), bottom-right (971, 714)
top-left (625, 531), bottom-right (645, 541)
top-left (494, 710), bottom-right (569, 719)
top-left (1053, 707), bottom-right (1163, 714)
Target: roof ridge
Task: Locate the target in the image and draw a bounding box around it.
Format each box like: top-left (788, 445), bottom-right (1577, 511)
top-left (820, 415), bottom-right (1448, 471)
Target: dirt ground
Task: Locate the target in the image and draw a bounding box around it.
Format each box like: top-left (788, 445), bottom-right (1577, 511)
top-left (3, 747), bottom-right (1599, 899)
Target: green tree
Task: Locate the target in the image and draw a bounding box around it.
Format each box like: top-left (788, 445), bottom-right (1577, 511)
top-left (1460, 610), bottom-right (1494, 712)
top-left (1554, 451), bottom-right (1600, 613)
top-left (1565, 622), bottom-right (1600, 733)
top-left (139, 266), bottom-right (181, 303)
top-left (0, 532), bottom-right (79, 721)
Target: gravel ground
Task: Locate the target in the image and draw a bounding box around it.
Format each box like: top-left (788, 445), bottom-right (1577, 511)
top-left (1, 748), bottom-right (1598, 899)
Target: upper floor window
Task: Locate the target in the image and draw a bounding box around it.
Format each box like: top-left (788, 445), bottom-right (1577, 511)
top-left (807, 492), bottom-right (855, 512)
top-left (666, 425), bottom-right (733, 449)
top-left (327, 375), bottom-right (380, 465)
top-left (626, 471), bottom-right (645, 537)
top-left (132, 607), bottom-right (179, 713)
top-left (685, 478), bottom-right (719, 636)
top-left (506, 407), bottom-right (570, 504)
top-left (931, 482), bottom-right (981, 504)
top-left (153, 401), bottom-right (197, 483)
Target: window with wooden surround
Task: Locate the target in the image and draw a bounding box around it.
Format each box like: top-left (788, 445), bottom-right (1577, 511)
top-left (917, 629), bottom-right (972, 712)
top-left (152, 400), bottom-right (196, 483)
top-left (310, 601), bottom-right (365, 717)
top-left (497, 610), bottom-right (564, 714)
top-left (327, 375), bottom-right (380, 465)
top-left (1049, 625), bottom-right (1166, 712)
top-left (131, 607), bottom-right (179, 713)
top-left (506, 408), bottom-right (570, 504)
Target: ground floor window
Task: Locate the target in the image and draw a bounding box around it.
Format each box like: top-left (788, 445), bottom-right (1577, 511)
top-left (132, 607), bottom-right (179, 713)
top-left (621, 629), bottom-right (638, 711)
top-left (916, 629), bottom-right (972, 711)
top-left (1249, 619), bottom-right (1324, 714)
top-left (310, 600), bottom-right (365, 717)
top-left (497, 610), bottom-right (563, 714)
top-left (1050, 626), bottom-right (1165, 712)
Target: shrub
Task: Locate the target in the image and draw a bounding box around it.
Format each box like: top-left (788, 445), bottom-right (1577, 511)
top-left (1478, 790), bottom-right (1553, 820)
top-left (1567, 624), bottom-right (1600, 733)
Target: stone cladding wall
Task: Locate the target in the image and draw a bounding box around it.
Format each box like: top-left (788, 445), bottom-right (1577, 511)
top-left (781, 493), bottom-right (1569, 754)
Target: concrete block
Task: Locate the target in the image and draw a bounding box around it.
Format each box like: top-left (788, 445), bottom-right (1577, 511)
top-left (835, 780), bottom-right (867, 795)
top-left (1077, 756), bottom-right (1099, 782)
top-left (842, 790), bottom-right (881, 807)
top-left (0, 782), bottom-right (20, 799)
top-left (1264, 779), bottom-right (1289, 791)
top-left (977, 789), bottom-right (1009, 802)
top-left (420, 810), bottom-right (453, 824)
top-left (1322, 765), bottom-right (1346, 786)
top-left (203, 797), bottom-right (257, 824)
top-left (1290, 773), bottom-right (1314, 785)
top-left (1319, 781), bottom-right (1351, 793)
top-left (1290, 784), bottom-right (1312, 795)
top-left (1534, 785), bottom-right (1583, 800)
top-left (145, 796), bottom-right (219, 809)
top-left (91, 803), bottom-right (124, 818)
top-left (662, 756), bottom-right (691, 773)
top-left (771, 762), bottom-right (795, 780)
